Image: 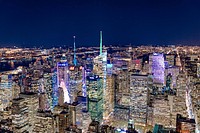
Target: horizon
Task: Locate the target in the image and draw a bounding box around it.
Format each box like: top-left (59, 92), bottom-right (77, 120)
top-left (0, 43), bottom-right (199, 49)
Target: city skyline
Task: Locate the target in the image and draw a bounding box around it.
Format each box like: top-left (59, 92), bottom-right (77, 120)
top-left (0, 44), bottom-right (199, 132)
top-left (0, 0), bottom-right (200, 133)
top-left (0, 0), bottom-right (200, 47)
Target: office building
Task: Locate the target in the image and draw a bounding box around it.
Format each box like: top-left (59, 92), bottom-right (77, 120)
top-left (33, 111), bottom-right (55, 133)
top-left (19, 92), bottom-right (39, 132)
top-left (68, 65), bottom-right (85, 103)
top-left (87, 75), bottom-right (103, 122)
top-left (0, 74), bottom-right (12, 111)
top-left (165, 66), bottom-right (179, 89)
top-left (130, 74), bottom-right (149, 125)
top-left (57, 54), bottom-right (70, 103)
top-left (12, 98), bottom-right (29, 133)
top-left (166, 54), bottom-right (175, 66)
top-left (149, 53), bottom-right (165, 84)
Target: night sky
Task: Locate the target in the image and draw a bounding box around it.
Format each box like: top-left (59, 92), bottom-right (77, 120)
top-left (0, 0), bottom-right (200, 47)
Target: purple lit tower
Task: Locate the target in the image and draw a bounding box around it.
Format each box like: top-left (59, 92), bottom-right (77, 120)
top-left (149, 53), bottom-right (165, 84)
top-left (57, 54), bottom-right (70, 103)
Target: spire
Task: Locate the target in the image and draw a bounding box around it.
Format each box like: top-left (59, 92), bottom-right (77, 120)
top-left (73, 36), bottom-right (77, 66)
top-left (100, 31), bottom-right (102, 55)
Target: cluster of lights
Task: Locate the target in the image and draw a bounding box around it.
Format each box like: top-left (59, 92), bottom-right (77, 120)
top-left (57, 62), bottom-right (68, 67)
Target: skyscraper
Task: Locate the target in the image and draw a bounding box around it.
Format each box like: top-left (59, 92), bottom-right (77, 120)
top-left (149, 53), bottom-right (165, 84)
top-left (104, 63), bottom-right (115, 120)
top-left (33, 111), bottom-right (55, 133)
top-left (87, 75), bottom-right (103, 122)
top-left (19, 92), bottom-right (39, 132)
top-left (73, 36), bottom-right (77, 66)
top-left (68, 65), bottom-right (85, 103)
top-left (57, 54), bottom-right (70, 103)
top-left (93, 31), bottom-right (107, 119)
top-left (130, 74), bottom-right (150, 125)
top-left (52, 69), bottom-right (58, 108)
top-left (0, 74), bottom-right (12, 111)
top-left (12, 98), bottom-right (29, 133)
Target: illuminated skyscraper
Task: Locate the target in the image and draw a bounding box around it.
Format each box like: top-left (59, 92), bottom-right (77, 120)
top-left (38, 69), bottom-right (57, 111)
top-left (100, 31), bottom-right (102, 55)
top-left (112, 60), bottom-right (131, 123)
top-left (87, 75), bottom-right (103, 122)
top-left (19, 92), bottom-right (39, 132)
top-left (12, 98), bottom-right (29, 133)
top-left (104, 63), bottom-right (114, 119)
top-left (175, 54), bottom-right (182, 67)
top-left (43, 72), bottom-right (53, 110)
top-left (85, 57), bottom-right (93, 73)
top-left (115, 69), bottom-right (130, 107)
top-left (166, 54), bottom-right (175, 66)
top-left (59, 81), bottom-right (70, 104)
top-left (19, 67), bottom-right (27, 93)
top-left (57, 109), bottom-right (70, 133)
top-left (130, 74), bottom-right (149, 125)
top-left (73, 36), bottom-right (77, 66)
top-left (165, 66), bottom-right (179, 89)
top-left (58, 87), bottom-right (65, 106)
top-left (68, 102), bottom-right (82, 127)
top-left (93, 31), bottom-right (107, 119)
top-left (57, 55), bottom-right (70, 103)
top-left (12, 81), bottom-right (20, 99)
top-left (0, 74), bottom-right (12, 111)
top-left (52, 69), bottom-right (58, 108)
top-left (33, 111), bottom-right (55, 133)
top-left (69, 36), bottom-right (86, 103)
top-left (149, 53), bottom-right (165, 84)
top-left (68, 65), bottom-right (85, 103)
top-left (166, 71), bottom-right (188, 127)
